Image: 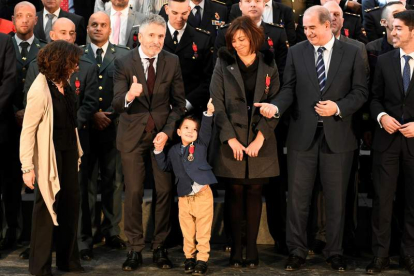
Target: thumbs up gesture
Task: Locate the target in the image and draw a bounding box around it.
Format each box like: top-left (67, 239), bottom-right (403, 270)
top-left (126, 76), bottom-right (143, 102)
top-left (207, 98), bottom-right (214, 115)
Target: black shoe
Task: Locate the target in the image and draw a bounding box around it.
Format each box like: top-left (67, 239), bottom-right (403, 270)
top-left (122, 250), bottom-right (142, 271)
top-left (19, 247), bottom-right (30, 260)
top-left (193, 260), bottom-right (208, 275)
top-left (285, 254), bottom-right (305, 271)
top-left (80, 249), bottom-right (93, 261)
top-left (366, 256), bottom-right (390, 274)
top-left (105, 235), bottom-right (126, 250)
top-left (223, 244), bottom-right (231, 252)
top-left (153, 246), bottom-right (173, 269)
top-left (309, 239), bottom-right (326, 255)
top-left (400, 255), bottom-right (414, 274)
top-left (184, 258), bottom-right (196, 273)
top-left (57, 265), bottom-right (85, 273)
top-left (0, 237), bottom-right (15, 250)
top-left (326, 254), bottom-right (347, 272)
top-left (229, 258), bottom-right (243, 268)
top-left (245, 259), bottom-right (259, 269)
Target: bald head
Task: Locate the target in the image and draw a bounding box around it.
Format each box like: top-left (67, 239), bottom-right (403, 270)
top-left (87, 12), bottom-right (111, 46)
top-left (50, 18), bottom-right (76, 43)
top-left (14, 1), bottom-right (36, 15)
top-left (323, 1), bottom-right (344, 37)
top-left (13, 1), bottom-right (37, 39)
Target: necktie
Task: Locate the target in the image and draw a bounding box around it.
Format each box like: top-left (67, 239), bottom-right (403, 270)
top-left (194, 6), bottom-right (201, 27)
top-left (60, 0), bottom-right (69, 12)
top-left (96, 48), bottom-right (103, 66)
top-left (20, 42), bottom-right (30, 60)
top-left (316, 47), bottom-right (326, 92)
top-left (172, 30), bottom-right (179, 46)
top-left (403, 55), bottom-right (412, 95)
top-left (45, 13), bottom-right (54, 42)
top-left (145, 58), bottom-right (156, 132)
top-left (112, 11), bottom-right (122, 45)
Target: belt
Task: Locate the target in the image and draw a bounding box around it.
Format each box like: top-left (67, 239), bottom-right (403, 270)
top-left (317, 121), bottom-right (324, 127)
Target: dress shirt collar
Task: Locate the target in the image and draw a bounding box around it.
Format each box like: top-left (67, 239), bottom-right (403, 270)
top-left (190, 0), bottom-right (205, 11)
top-left (15, 34), bottom-right (35, 47)
top-left (167, 22), bottom-right (187, 39)
top-left (400, 48), bottom-right (414, 60)
top-left (44, 7), bottom-right (60, 18)
top-left (111, 6), bottom-right (129, 17)
top-left (90, 41), bottom-right (109, 58)
top-left (138, 45), bottom-right (159, 60)
top-left (313, 34), bottom-right (335, 53)
top-left (265, 0), bottom-right (272, 8)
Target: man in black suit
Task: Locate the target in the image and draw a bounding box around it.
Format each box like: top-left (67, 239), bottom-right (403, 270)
top-left (228, 0), bottom-right (296, 46)
top-left (163, 0), bottom-right (213, 117)
top-left (256, 5), bottom-right (368, 271)
top-left (0, 33), bottom-right (16, 259)
top-left (34, 0), bottom-right (86, 44)
top-left (159, 0), bottom-right (228, 42)
top-left (214, 0), bottom-right (288, 80)
top-left (367, 10), bottom-right (414, 274)
top-left (77, 11), bottom-right (130, 262)
top-left (112, 14), bottom-right (186, 271)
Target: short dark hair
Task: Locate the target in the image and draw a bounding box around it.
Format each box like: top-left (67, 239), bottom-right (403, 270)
top-left (178, 115), bottom-right (200, 131)
top-left (381, 1), bottom-right (405, 20)
top-left (37, 40), bottom-right (82, 86)
top-left (393, 10), bottom-right (414, 30)
top-left (225, 16), bottom-right (265, 54)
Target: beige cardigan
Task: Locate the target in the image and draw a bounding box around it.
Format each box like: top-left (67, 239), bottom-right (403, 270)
top-left (20, 73), bottom-right (83, 226)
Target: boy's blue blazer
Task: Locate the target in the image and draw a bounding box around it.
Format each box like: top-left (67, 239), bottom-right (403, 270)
top-left (154, 115), bottom-right (217, 197)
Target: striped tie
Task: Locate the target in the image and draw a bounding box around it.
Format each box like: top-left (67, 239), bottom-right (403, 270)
top-left (316, 47), bottom-right (326, 92)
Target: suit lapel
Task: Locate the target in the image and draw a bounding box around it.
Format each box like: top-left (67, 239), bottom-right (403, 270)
top-left (303, 42), bottom-right (320, 94)
top-left (164, 28), bottom-right (176, 52)
top-left (35, 11), bottom-right (46, 41)
top-left (26, 38), bottom-right (41, 65)
top-left (392, 50), bottom-right (404, 96)
top-left (272, 2), bottom-right (281, 25)
top-left (176, 27), bottom-right (192, 53)
top-left (200, 0), bottom-right (212, 29)
top-left (132, 49), bottom-right (150, 106)
top-left (125, 11), bottom-right (135, 42)
top-left (227, 60), bottom-right (245, 99)
top-left (252, 56), bottom-right (268, 109)
top-left (12, 37), bottom-right (24, 65)
top-left (100, 44), bottom-right (116, 73)
top-left (323, 39), bottom-right (343, 94)
top-left (152, 51), bottom-right (166, 100)
top-left (86, 44), bottom-right (96, 64)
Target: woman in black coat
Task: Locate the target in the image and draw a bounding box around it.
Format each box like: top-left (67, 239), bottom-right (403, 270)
top-left (209, 16), bottom-right (280, 267)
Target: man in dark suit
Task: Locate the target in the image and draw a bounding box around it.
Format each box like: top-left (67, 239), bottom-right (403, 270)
top-left (0, 33), bottom-right (16, 259)
top-left (77, 11), bottom-right (130, 262)
top-left (214, 0), bottom-right (288, 80)
top-left (34, 0), bottom-right (86, 44)
top-left (367, 10), bottom-right (414, 274)
top-left (256, 5), bottom-right (368, 271)
top-left (159, 0), bottom-right (228, 42)
top-left (0, 1), bottom-right (46, 252)
top-left (163, 0), bottom-right (213, 117)
top-left (112, 14), bottom-right (186, 271)
top-left (228, 0), bottom-right (296, 46)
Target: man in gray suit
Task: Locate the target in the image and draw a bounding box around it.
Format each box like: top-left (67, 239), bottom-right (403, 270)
top-left (106, 0), bottom-right (145, 49)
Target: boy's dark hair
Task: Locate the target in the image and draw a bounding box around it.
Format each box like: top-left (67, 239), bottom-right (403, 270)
top-left (178, 115), bottom-right (200, 131)
top-left (394, 10), bottom-right (414, 31)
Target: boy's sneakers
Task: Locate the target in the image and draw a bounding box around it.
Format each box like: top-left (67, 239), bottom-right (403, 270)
top-left (193, 260), bottom-right (208, 275)
top-left (184, 258), bottom-right (196, 273)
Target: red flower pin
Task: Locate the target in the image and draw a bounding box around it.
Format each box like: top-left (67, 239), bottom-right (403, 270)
top-left (192, 42), bottom-right (198, 59)
top-left (344, 28), bottom-right (349, 37)
top-left (75, 77), bottom-right (80, 95)
top-left (265, 74), bottom-right (270, 94)
top-left (133, 32), bottom-right (138, 48)
top-left (188, 142), bottom-right (195, 161)
top-left (267, 37), bottom-right (274, 52)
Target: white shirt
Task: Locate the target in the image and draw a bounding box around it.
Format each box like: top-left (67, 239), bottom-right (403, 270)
top-left (14, 35), bottom-right (35, 54)
top-left (377, 49), bottom-right (414, 127)
top-left (125, 46), bottom-right (159, 106)
top-left (43, 8), bottom-right (60, 31)
top-left (90, 41), bottom-right (109, 59)
top-left (263, 0), bottom-right (273, 24)
top-left (190, 0), bottom-right (205, 19)
top-left (110, 6), bottom-right (129, 45)
top-left (312, 34), bottom-right (335, 75)
top-left (167, 22), bottom-right (186, 43)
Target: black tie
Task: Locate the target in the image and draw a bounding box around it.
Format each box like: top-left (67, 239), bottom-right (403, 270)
top-left (20, 42), bottom-right (30, 59)
top-left (194, 6), bottom-right (201, 27)
top-left (172, 30), bottom-right (179, 46)
top-left (96, 48), bottom-right (103, 65)
top-left (145, 58), bottom-right (156, 133)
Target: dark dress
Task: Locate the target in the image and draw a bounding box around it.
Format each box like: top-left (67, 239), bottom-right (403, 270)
top-left (29, 81), bottom-right (82, 275)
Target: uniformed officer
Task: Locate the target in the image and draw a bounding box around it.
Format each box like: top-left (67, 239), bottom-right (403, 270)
top-left (163, 0), bottom-right (214, 117)
top-left (0, 1), bottom-right (46, 253)
top-left (214, 0), bottom-right (288, 81)
top-left (77, 11), bottom-right (130, 261)
top-left (23, 18), bottom-right (99, 261)
top-left (159, 0), bottom-right (228, 42)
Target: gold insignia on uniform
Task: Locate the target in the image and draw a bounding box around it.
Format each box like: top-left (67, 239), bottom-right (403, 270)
top-left (111, 48), bottom-right (115, 52)
top-left (22, 57), bottom-right (26, 61)
top-left (36, 44), bottom-right (40, 48)
top-left (215, 12), bottom-right (220, 20)
top-left (85, 49), bottom-right (89, 53)
top-left (286, 41), bottom-right (290, 48)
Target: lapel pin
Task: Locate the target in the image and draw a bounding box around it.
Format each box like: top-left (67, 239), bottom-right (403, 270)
top-left (22, 57), bottom-right (27, 61)
top-left (188, 142), bottom-right (195, 161)
top-left (85, 49), bottom-right (88, 53)
top-left (111, 48), bottom-right (115, 52)
top-left (265, 74), bottom-right (270, 94)
top-left (192, 42), bottom-right (198, 59)
top-left (267, 37), bottom-right (274, 52)
top-left (75, 77), bottom-right (81, 95)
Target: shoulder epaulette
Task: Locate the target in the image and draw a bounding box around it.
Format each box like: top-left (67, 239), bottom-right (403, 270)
top-left (195, 27), bottom-right (211, 35)
top-left (364, 6), bottom-right (380, 13)
top-left (266, 22), bottom-right (284, 29)
top-left (79, 45), bottom-right (86, 48)
top-left (211, 0), bottom-right (226, 5)
top-left (80, 55), bottom-right (93, 64)
top-left (115, 44), bottom-right (130, 50)
top-left (220, 23), bottom-right (230, 29)
top-left (345, 12), bottom-right (360, 17)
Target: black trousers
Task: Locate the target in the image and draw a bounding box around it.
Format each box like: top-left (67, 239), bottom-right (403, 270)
top-left (29, 149), bottom-right (81, 276)
top-left (372, 134), bottom-right (414, 257)
top-left (121, 132), bottom-right (172, 252)
top-left (286, 127), bottom-right (354, 259)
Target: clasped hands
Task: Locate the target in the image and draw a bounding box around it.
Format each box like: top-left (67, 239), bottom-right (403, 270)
top-left (381, 115), bottom-right (414, 138)
top-left (228, 131), bottom-right (264, 161)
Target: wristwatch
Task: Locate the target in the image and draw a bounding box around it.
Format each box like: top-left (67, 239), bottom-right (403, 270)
top-left (22, 169), bottom-right (32, 174)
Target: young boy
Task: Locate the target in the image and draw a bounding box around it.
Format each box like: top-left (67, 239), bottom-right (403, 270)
top-left (154, 99), bottom-right (217, 275)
